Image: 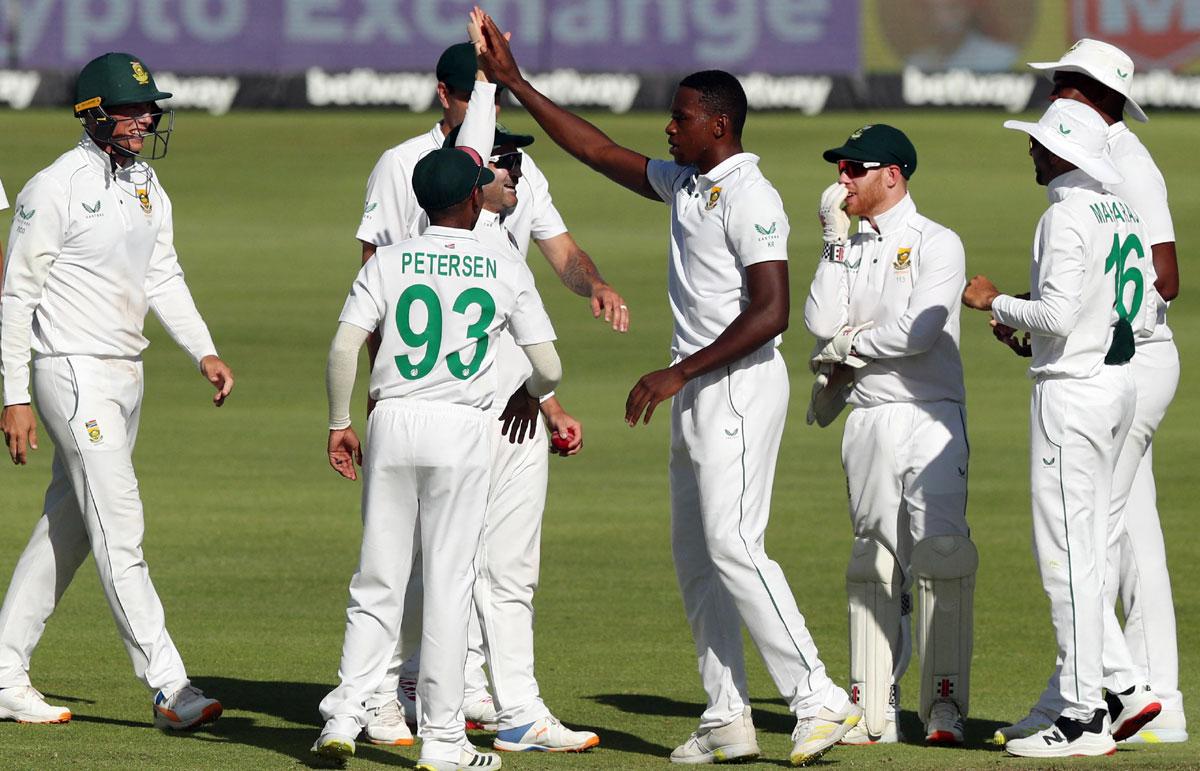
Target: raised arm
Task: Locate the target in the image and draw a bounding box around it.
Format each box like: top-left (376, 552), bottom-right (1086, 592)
top-left (477, 13), bottom-right (659, 201)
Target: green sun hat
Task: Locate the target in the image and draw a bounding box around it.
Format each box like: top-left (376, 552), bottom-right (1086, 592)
top-left (412, 148), bottom-right (496, 212)
top-left (823, 124), bottom-right (918, 179)
top-left (74, 52), bottom-right (171, 115)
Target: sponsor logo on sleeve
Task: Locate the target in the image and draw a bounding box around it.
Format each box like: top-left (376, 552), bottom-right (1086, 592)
top-left (755, 221), bottom-right (779, 247)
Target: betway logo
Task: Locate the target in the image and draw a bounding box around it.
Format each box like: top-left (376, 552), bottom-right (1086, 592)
top-left (1132, 71), bottom-right (1200, 109)
top-left (741, 73), bottom-right (832, 115)
top-left (524, 70), bottom-right (640, 114)
top-left (0, 70), bottom-right (40, 109)
top-left (902, 67), bottom-right (1036, 113)
top-left (156, 73), bottom-right (239, 116)
top-left (306, 68), bottom-right (437, 110)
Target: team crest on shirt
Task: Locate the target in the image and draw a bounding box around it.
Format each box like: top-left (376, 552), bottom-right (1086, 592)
top-left (136, 188), bottom-right (152, 214)
top-left (705, 186), bottom-right (721, 210)
top-left (893, 248), bottom-right (911, 271)
top-left (84, 419), bottom-right (103, 444)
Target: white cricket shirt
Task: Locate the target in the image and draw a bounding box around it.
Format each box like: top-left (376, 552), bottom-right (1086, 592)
top-left (1, 137), bottom-right (217, 406)
top-left (1105, 121), bottom-right (1174, 345)
top-left (804, 194), bottom-right (966, 408)
top-left (991, 169), bottom-right (1153, 380)
top-left (0, 178), bottom-right (8, 211)
top-left (646, 153), bottom-right (790, 359)
top-left (338, 225), bottom-right (556, 411)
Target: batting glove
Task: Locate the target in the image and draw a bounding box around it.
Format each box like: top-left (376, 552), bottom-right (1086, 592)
top-left (818, 182), bottom-right (851, 263)
top-left (811, 321), bottom-right (873, 368)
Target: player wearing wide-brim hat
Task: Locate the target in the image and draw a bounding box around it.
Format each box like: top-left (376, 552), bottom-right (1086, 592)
top-left (1028, 38), bottom-right (1147, 123)
top-left (73, 51), bottom-right (174, 161)
top-left (1002, 100), bottom-right (1122, 184)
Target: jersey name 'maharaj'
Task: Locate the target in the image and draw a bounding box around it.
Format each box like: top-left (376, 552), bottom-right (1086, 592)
top-left (401, 251), bottom-right (498, 279)
top-left (1088, 200), bottom-right (1140, 225)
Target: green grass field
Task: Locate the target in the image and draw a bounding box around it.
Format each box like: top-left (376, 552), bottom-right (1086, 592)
top-left (0, 108), bottom-right (1196, 770)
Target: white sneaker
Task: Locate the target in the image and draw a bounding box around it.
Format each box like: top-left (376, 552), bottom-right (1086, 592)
top-left (0, 686), bottom-right (71, 724)
top-left (670, 706), bottom-right (760, 764)
top-left (416, 742), bottom-right (503, 770)
top-left (364, 698), bottom-right (414, 746)
top-left (1005, 710), bottom-right (1115, 758)
top-left (398, 676), bottom-right (418, 725)
top-left (152, 684), bottom-right (222, 730)
top-left (790, 703), bottom-right (861, 766)
top-left (839, 716), bottom-right (900, 745)
top-left (1121, 708), bottom-right (1188, 744)
top-left (464, 694), bottom-right (499, 731)
top-left (1105, 684), bottom-right (1162, 742)
top-left (494, 715), bottom-right (599, 752)
top-left (312, 726), bottom-right (357, 762)
top-left (991, 703), bottom-right (1056, 744)
top-left (925, 700), bottom-right (964, 745)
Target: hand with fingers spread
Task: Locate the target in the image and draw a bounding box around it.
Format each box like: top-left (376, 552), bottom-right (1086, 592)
top-left (200, 355), bottom-right (234, 406)
top-left (328, 427), bottom-right (362, 481)
top-left (476, 10), bottom-right (521, 87)
top-left (991, 318), bottom-right (1032, 357)
top-left (1, 404), bottom-right (39, 465)
top-left (498, 385), bottom-right (539, 444)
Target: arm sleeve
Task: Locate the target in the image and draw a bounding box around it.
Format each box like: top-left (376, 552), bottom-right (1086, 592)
top-left (326, 321), bottom-right (369, 429)
top-left (645, 159), bottom-right (688, 204)
top-left (456, 81), bottom-right (497, 162)
top-left (804, 261), bottom-right (850, 340)
top-left (355, 151), bottom-right (415, 248)
top-left (145, 190), bottom-right (219, 368)
top-left (853, 230), bottom-right (966, 359)
top-left (337, 258), bottom-right (387, 334)
top-left (520, 157), bottom-right (568, 241)
top-left (1, 177), bottom-right (66, 405)
top-left (725, 182), bottom-right (790, 268)
top-left (520, 340), bottom-right (561, 398)
top-left (991, 209), bottom-right (1085, 337)
top-left (0, 179), bottom-right (7, 211)
top-left (1111, 152), bottom-right (1175, 246)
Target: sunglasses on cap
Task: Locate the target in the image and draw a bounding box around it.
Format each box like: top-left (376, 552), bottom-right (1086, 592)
top-left (837, 159), bottom-right (883, 178)
top-left (489, 151), bottom-right (523, 171)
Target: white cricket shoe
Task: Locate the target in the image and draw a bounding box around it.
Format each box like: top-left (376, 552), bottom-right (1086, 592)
top-left (364, 697), bottom-right (414, 746)
top-left (789, 702), bottom-right (862, 766)
top-left (1121, 708), bottom-right (1188, 744)
top-left (1005, 710), bottom-right (1115, 758)
top-left (925, 700), bottom-right (964, 746)
top-left (839, 716), bottom-right (900, 745)
top-left (0, 686), bottom-right (71, 724)
top-left (670, 706), bottom-right (760, 764)
top-left (312, 725), bottom-right (357, 762)
top-left (493, 715), bottom-right (599, 752)
top-left (398, 676), bottom-right (418, 725)
top-left (464, 694), bottom-right (499, 731)
top-left (1105, 684), bottom-right (1162, 742)
top-left (152, 684), bottom-right (222, 730)
top-left (416, 742), bottom-right (503, 770)
top-left (990, 703), bottom-right (1056, 744)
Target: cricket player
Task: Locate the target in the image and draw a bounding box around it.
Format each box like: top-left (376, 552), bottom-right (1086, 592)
top-left (477, 14), bottom-right (860, 767)
top-left (804, 124), bottom-right (975, 746)
top-left (313, 145), bottom-right (562, 770)
top-left (994, 39), bottom-right (1186, 745)
top-left (356, 40), bottom-right (627, 743)
top-left (0, 52), bottom-right (232, 730)
top-left (962, 98), bottom-right (1159, 758)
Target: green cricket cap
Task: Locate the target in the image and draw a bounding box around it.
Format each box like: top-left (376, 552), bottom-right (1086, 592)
top-left (412, 147), bottom-right (496, 212)
top-left (74, 52), bottom-right (171, 115)
top-left (442, 121), bottom-right (534, 152)
top-left (823, 124), bottom-right (918, 179)
top-left (436, 42), bottom-right (507, 97)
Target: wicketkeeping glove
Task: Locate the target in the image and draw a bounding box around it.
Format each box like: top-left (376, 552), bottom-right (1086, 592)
top-left (818, 182), bottom-right (851, 263)
top-left (807, 362), bottom-right (855, 427)
top-left (810, 321), bottom-right (873, 368)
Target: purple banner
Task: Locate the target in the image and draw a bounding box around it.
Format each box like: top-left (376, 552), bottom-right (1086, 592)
top-left (0, 0), bottom-right (859, 75)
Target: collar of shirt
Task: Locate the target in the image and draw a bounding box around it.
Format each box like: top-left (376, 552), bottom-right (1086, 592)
top-left (429, 122), bottom-right (448, 147)
top-left (1046, 168), bottom-right (1104, 203)
top-left (692, 152), bottom-right (760, 190)
top-left (424, 225), bottom-right (479, 242)
top-left (858, 192), bottom-right (916, 236)
top-left (76, 132), bottom-right (150, 179)
top-left (1107, 120), bottom-right (1129, 142)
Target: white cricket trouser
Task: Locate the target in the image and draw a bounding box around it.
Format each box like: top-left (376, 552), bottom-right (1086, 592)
top-left (1105, 339), bottom-right (1182, 714)
top-left (671, 346), bottom-right (841, 729)
top-left (319, 399), bottom-right (489, 763)
top-left (0, 356), bottom-right (188, 693)
top-left (841, 399), bottom-right (970, 713)
top-left (1028, 365), bottom-right (1136, 721)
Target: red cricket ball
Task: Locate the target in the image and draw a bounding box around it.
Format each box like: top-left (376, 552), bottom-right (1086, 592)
top-left (551, 432), bottom-right (572, 451)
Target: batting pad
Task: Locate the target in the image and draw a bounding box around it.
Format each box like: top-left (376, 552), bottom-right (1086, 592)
top-left (912, 534), bottom-right (978, 723)
top-left (846, 536), bottom-right (902, 737)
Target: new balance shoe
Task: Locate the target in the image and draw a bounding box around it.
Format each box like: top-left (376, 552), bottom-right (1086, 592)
top-left (839, 716), bottom-right (900, 745)
top-left (0, 686), bottom-right (71, 724)
top-left (991, 703), bottom-right (1056, 744)
top-left (152, 685), bottom-right (222, 730)
top-left (925, 700), bottom-right (964, 746)
top-left (670, 706), bottom-right (760, 764)
top-left (364, 697), bottom-right (414, 746)
top-left (1121, 708), bottom-right (1188, 744)
top-left (312, 725), bottom-right (357, 762)
top-left (494, 715), bottom-right (599, 752)
top-left (1005, 709), bottom-right (1115, 758)
top-left (416, 742), bottom-right (503, 770)
top-left (464, 694), bottom-right (499, 731)
top-left (1105, 684), bottom-right (1162, 742)
top-left (790, 702), bottom-right (861, 766)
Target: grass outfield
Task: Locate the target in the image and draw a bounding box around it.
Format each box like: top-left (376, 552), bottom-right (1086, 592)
top-left (0, 108), bottom-right (1196, 769)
